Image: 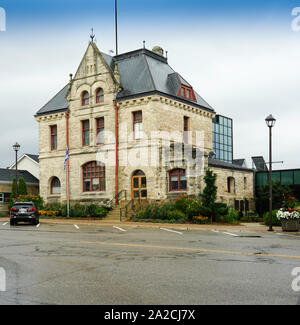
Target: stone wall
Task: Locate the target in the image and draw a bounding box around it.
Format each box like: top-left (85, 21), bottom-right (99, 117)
top-left (210, 166), bottom-right (255, 209)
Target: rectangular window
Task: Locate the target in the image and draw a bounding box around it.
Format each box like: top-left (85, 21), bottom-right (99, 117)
top-left (82, 120), bottom-right (90, 146)
top-left (96, 117), bottom-right (104, 145)
top-left (50, 125), bottom-right (57, 150)
top-left (0, 193), bottom-right (4, 203)
top-left (184, 116), bottom-right (189, 144)
top-left (133, 111), bottom-right (143, 140)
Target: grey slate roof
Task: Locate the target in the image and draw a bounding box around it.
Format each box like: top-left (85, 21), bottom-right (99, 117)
top-left (115, 49), bottom-right (213, 111)
top-left (35, 45), bottom-right (214, 116)
top-left (233, 159), bottom-right (246, 167)
top-left (35, 85), bottom-right (69, 117)
top-left (0, 169), bottom-right (39, 184)
top-left (26, 154), bottom-right (39, 163)
top-left (208, 158), bottom-right (253, 172)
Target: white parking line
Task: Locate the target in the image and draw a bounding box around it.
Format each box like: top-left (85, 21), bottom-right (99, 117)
top-left (160, 228), bottom-right (183, 235)
top-left (113, 226), bottom-right (126, 232)
top-left (2, 222), bottom-right (8, 227)
top-left (74, 225), bottom-right (80, 230)
top-left (222, 232), bottom-right (239, 237)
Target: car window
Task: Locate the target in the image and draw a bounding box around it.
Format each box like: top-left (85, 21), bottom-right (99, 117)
top-left (13, 203), bottom-right (34, 208)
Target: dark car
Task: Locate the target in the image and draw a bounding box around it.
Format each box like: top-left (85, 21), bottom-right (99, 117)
top-left (10, 202), bottom-right (39, 226)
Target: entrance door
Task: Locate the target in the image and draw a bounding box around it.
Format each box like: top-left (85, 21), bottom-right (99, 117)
top-left (132, 170), bottom-right (147, 200)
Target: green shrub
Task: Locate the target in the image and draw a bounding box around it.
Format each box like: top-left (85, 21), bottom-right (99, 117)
top-left (174, 195), bottom-right (190, 213)
top-left (186, 199), bottom-right (202, 219)
top-left (9, 194), bottom-right (44, 211)
top-left (167, 210), bottom-right (187, 221)
top-left (93, 206), bottom-right (109, 218)
top-left (263, 210), bottom-right (281, 226)
top-left (218, 209), bottom-right (239, 224)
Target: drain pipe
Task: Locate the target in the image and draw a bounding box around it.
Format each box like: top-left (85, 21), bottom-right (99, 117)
top-left (114, 101), bottom-right (119, 206)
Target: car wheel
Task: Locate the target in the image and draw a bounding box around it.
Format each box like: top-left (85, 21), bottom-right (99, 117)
top-left (10, 220), bottom-right (14, 226)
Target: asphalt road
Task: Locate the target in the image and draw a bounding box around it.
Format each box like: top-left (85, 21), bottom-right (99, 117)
top-left (0, 221), bottom-right (299, 305)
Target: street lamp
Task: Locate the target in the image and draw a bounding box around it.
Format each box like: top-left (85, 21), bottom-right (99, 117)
top-left (265, 115), bottom-right (276, 231)
top-left (13, 142), bottom-right (20, 198)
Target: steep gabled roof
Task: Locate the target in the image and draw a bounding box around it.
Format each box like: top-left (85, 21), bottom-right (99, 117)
top-left (35, 85), bottom-right (69, 117)
top-left (35, 44), bottom-right (214, 117)
top-left (114, 48), bottom-right (214, 111)
top-left (9, 153), bottom-right (39, 169)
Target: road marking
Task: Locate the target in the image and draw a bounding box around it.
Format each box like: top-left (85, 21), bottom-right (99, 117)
top-left (2, 222), bottom-right (8, 226)
top-left (80, 241), bottom-right (300, 260)
top-left (211, 230), bottom-right (219, 233)
top-left (160, 228), bottom-right (183, 235)
top-left (36, 223), bottom-right (40, 228)
top-left (277, 233), bottom-right (300, 238)
top-left (113, 226), bottom-right (126, 232)
top-left (74, 225), bottom-right (79, 230)
top-left (223, 232), bottom-right (239, 237)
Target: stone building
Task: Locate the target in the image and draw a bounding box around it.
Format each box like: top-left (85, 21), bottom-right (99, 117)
top-left (35, 41), bottom-right (254, 210)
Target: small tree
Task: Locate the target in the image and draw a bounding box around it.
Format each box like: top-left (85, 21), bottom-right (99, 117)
top-left (18, 177), bottom-right (28, 196)
top-left (200, 169), bottom-right (228, 223)
top-left (10, 178), bottom-right (17, 201)
top-left (200, 169), bottom-right (217, 223)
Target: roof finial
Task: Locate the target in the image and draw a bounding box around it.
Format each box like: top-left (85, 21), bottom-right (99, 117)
top-left (143, 40), bottom-right (146, 49)
top-left (90, 28), bottom-right (95, 42)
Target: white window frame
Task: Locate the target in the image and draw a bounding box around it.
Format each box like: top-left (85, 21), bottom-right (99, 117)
top-left (0, 193), bottom-right (4, 203)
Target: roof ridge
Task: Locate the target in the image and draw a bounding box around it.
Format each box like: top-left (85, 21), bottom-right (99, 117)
top-left (143, 54), bottom-right (156, 91)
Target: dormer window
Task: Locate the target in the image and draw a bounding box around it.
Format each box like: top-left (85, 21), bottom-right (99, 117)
top-left (178, 86), bottom-right (196, 101)
top-left (82, 91), bottom-right (90, 106)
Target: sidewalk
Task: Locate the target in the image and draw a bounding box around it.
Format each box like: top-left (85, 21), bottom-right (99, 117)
top-left (1, 217), bottom-right (291, 234)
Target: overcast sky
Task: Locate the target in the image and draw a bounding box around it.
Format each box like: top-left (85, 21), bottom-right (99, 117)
top-left (0, 0), bottom-right (300, 170)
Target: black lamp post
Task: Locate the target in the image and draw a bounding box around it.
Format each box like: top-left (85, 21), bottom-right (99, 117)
top-left (265, 115), bottom-right (276, 231)
top-left (13, 142), bottom-right (20, 198)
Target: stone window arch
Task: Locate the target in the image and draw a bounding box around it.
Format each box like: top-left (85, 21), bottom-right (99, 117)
top-left (82, 161), bottom-right (106, 192)
top-left (50, 177), bottom-right (61, 195)
top-left (81, 91), bottom-right (90, 106)
top-left (227, 177), bottom-right (235, 194)
top-left (169, 169), bottom-right (187, 192)
top-left (96, 88), bottom-right (104, 103)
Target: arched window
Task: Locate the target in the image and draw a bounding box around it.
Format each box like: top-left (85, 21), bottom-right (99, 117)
top-left (82, 91), bottom-right (90, 106)
top-left (96, 88), bottom-right (104, 103)
top-left (227, 177), bottom-right (235, 193)
top-left (82, 161), bottom-right (106, 192)
top-left (169, 169), bottom-right (187, 192)
top-left (50, 177), bottom-right (61, 195)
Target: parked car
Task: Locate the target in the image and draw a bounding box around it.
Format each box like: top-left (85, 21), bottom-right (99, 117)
top-left (10, 202), bottom-right (39, 226)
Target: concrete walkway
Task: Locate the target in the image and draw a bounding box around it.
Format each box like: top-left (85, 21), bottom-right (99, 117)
top-left (1, 217), bottom-right (297, 234)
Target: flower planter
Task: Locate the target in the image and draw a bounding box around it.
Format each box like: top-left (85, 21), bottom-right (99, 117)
top-left (277, 208), bottom-right (300, 232)
top-left (281, 219), bottom-right (299, 232)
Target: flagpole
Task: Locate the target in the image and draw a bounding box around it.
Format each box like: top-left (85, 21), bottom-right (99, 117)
top-left (66, 157), bottom-right (70, 218)
top-left (115, 0), bottom-right (118, 55)
top-left (65, 111), bottom-right (70, 219)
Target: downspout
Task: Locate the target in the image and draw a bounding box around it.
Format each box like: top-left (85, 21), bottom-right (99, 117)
top-left (114, 101), bottom-right (119, 206)
top-left (65, 110), bottom-right (70, 217)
